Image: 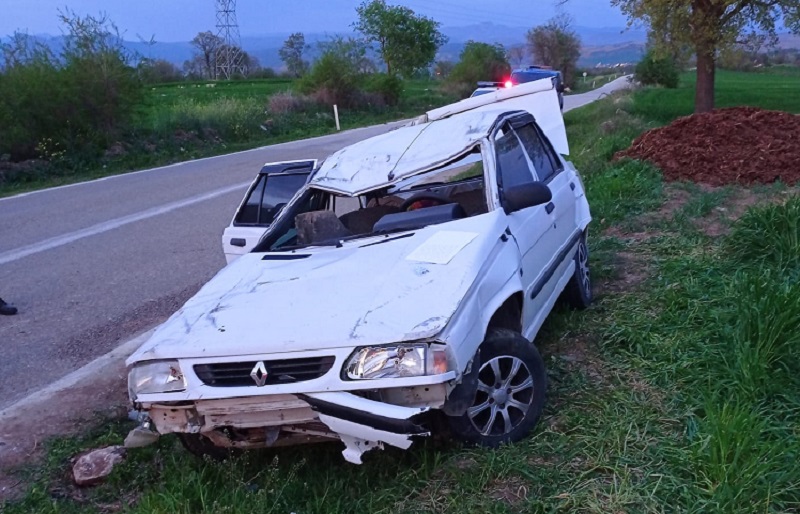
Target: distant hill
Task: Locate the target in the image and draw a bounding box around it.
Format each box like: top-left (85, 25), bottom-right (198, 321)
top-left (17, 22), bottom-right (650, 72)
top-left (579, 42), bottom-right (645, 67)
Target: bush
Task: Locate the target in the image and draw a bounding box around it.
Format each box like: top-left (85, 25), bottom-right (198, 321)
top-left (635, 50), bottom-right (680, 88)
top-left (364, 73), bottom-right (403, 106)
top-left (299, 37), bottom-right (366, 107)
top-left (267, 91), bottom-right (319, 115)
top-left (151, 97), bottom-right (264, 141)
top-left (0, 12), bottom-right (142, 162)
top-left (448, 41), bottom-right (510, 98)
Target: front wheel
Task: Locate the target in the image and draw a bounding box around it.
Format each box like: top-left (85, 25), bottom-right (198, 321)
top-left (446, 328), bottom-right (547, 447)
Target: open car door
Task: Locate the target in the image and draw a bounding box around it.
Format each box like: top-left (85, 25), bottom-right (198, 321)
top-left (222, 159), bottom-right (316, 264)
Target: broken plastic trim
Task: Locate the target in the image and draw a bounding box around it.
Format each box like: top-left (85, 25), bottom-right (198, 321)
top-left (299, 394), bottom-right (428, 435)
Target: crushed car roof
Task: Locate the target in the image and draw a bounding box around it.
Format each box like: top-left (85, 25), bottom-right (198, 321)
top-left (309, 81), bottom-right (566, 196)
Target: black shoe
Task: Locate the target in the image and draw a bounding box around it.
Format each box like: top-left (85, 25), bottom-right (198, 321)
top-left (0, 298), bottom-right (17, 316)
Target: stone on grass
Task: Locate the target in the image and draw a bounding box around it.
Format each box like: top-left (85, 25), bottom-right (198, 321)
top-left (72, 445), bottom-right (126, 487)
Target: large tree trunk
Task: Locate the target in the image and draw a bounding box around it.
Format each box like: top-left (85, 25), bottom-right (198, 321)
top-left (694, 41), bottom-right (716, 113)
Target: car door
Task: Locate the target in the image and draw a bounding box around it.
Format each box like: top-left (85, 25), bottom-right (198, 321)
top-left (495, 118), bottom-right (574, 339)
top-left (515, 122), bottom-right (580, 329)
top-left (222, 160), bottom-right (316, 264)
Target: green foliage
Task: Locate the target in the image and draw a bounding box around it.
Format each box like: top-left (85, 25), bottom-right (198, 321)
top-left (448, 41), bottom-right (510, 98)
top-left (354, 0), bottom-right (447, 77)
top-left (299, 37), bottom-right (367, 106)
top-left (634, 49), bottom-right (680, 88)
top-left (727, 196), bottom-right (800, 269)
top-left (138, 58), bottom-right (183, 84)
top-left (279, 32), bottom-right (309, 78)
top-left (526, 14), bottom-right (582, 86)
top-left (364, 73), bottom-right (403, 105)
top-left (0, 11), bottom-right (141, 163)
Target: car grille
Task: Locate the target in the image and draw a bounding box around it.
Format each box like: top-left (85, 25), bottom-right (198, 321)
top-left (194, 356), bottom-right (335, 387)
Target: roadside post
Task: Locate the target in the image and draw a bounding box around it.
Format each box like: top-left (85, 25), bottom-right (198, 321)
top-left (334, 105), bottom-right (341, 131)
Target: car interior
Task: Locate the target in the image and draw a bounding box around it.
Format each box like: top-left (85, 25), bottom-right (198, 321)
top-left (257, 147), bottom-right (491, 251)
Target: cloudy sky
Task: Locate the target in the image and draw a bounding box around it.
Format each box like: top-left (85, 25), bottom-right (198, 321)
top-left (4, 0), bottom-right (629, 41)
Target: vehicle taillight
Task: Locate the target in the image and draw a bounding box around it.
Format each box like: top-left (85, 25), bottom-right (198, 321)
top-left (504, 80), bottom-right (513, 88)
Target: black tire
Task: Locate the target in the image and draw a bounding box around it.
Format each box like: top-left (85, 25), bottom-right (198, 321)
top-left (446, 328), bottom-right (547, 447)
top-left (178, 433), bottom-right (240, 461)
top-left (563, 231), bottom-right (592, 309)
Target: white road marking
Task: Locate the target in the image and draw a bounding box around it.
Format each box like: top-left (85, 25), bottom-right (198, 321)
top-left (0, 181), bottom-right (250, 266)
top-left (0, 121), bottom-right (406, 203)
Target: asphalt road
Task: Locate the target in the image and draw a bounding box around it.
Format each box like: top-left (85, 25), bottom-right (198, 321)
top-left (0, 77), bottom-right (630, 410)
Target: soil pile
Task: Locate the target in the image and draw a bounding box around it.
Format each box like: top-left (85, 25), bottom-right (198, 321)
top-left (615, 107), bottom-right (800, 186)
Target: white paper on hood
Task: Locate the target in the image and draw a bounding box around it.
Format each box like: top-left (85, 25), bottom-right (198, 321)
top-left (405, 231), bottom-right (478, 265)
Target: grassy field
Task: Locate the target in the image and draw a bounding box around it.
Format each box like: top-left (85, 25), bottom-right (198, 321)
top-left (0, 78), bottom-right (456, 198)
top-left (633, 68), bottom-right (800, 122)
top-left (4, 69), bottom-right (800, 513)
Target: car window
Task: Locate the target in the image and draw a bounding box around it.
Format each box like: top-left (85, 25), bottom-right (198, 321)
top-left (495, 127), bottom-right (535, 190)
top-left (514, 124), bottom-right (559, 182)
top-left (235, 175), bottom-right (267, 225)
top-left (235, 172), bottom-right (309, 226)
top-left (259, 173), bottom-right (309, 224)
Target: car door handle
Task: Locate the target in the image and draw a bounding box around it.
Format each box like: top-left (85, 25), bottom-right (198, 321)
top-left (545, 202), bottom-right (555, 214)
top-left (230, 238), bottom-right (247, 247)
top-left (570, 182), bottom-right (576, 191)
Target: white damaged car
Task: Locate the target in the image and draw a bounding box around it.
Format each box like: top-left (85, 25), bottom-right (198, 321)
top-left (126, 80), bottom-right (592, 464)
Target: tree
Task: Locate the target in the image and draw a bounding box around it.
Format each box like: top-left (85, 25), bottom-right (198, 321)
top-left (526, 14), bottom-right (582, 86)
top-left (190, 31), bottom-right (223, 79)
top-left (448, 41), bottom-right (511, 97)
top-left (138, 58), bottom-right (183, 83)
top-left (611, 0), bottom-right (800, 113)
top-left (507, 44), bottom-right (527, 66)
top-left (434, 60), bottom-right (455, 79)
top-left (353, 0), bottom-right (447, 77)
top-left (300, 37), bottom-right (369, 106)
top-left (279, 32), bottom-right (309, 77)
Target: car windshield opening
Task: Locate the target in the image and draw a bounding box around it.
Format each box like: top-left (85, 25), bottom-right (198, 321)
top-left (255, 146), bottom-right (489, 252)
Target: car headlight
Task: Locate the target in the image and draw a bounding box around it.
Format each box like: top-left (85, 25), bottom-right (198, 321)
top-left (128, 360), bottom-right (186, 399)
top-left (344, 344), bottom-right (448, 380)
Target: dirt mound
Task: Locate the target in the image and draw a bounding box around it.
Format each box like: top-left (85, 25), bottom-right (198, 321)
top-left (615, 107), bottom-right (800, 186)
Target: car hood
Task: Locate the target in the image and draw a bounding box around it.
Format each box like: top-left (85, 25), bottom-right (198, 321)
top-left (128, 211), bottom-right (508, 363)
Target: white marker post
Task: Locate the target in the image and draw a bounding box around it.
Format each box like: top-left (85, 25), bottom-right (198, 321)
top-left (333, 104), bottom-right (341, 131)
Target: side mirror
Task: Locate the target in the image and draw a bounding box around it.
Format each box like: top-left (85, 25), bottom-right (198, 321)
top-left (503, 182), bottom-right (552, 214)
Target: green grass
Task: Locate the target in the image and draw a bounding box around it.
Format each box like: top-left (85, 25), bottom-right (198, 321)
top-left (633, 68), bottom-right (800, 122)
top-left (5, 69), bottom-right (800, 513)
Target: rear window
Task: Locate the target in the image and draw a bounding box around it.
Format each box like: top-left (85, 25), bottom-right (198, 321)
top-left (511, 70), bottom-right (559, 86)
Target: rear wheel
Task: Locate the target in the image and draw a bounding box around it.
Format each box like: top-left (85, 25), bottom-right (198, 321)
top-left (446, 328), bottom-right (547, 447)
top-left (563, 231), bottom-right (592, 309)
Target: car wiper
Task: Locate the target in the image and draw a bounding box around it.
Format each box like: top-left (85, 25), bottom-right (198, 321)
top-left (360, 232), bottom-right (415, 247)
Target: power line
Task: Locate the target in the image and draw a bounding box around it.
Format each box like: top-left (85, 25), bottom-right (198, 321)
top-left (215, 0), bottom-right (244, 80)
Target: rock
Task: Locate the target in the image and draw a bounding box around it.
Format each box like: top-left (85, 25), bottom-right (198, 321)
top-left (72, 445), bottom-right (126, 487)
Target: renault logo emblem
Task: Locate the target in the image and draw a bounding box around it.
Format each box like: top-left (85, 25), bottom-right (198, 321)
top-left (250, 361), bottom-right (268, 386)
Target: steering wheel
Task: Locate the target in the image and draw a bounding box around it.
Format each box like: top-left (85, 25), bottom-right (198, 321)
top-left (400, 193), bottom-right (454, 212)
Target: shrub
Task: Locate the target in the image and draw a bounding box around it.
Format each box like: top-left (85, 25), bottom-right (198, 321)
top-left (299, 37), bottom-right (365, 107)
top-left (635, 50), bottom-right (680, 88)
top-left (0, 12), bottom-right (142, 162)
top-left (267, 91), bottom-right (319, 115)
top-left (364, 73), bottom-right (403, 106)
top-left (448, 41), bottom-right (510, 98)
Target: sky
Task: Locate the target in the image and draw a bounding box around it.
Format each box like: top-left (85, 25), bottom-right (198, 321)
top-left (4, 0), bottom-right (630, 42)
